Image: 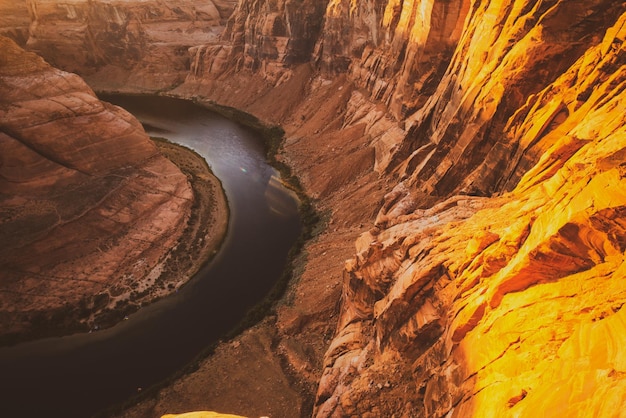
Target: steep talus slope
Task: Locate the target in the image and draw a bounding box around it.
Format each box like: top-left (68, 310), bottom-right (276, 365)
top-left (0, 36), bottom-right (193, 343)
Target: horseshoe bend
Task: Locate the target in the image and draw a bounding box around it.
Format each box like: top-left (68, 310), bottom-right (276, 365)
top-left (1, 0), bottom-right (626, 417)
top-left (0, 36), bottom-right (232, 346)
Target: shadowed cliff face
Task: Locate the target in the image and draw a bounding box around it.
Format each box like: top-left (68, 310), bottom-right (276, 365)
top-left (14, 0), bottom-right (237, 91)
top-left (186, 0), bottom-right (328, 85)
top-left (1, 0), bottom-right (626, 417)
top-left (0, 36), bottom-right (193, 343)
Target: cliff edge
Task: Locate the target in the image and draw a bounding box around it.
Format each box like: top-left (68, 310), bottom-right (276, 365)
top-left (0, 36), bottom-right (227, 344)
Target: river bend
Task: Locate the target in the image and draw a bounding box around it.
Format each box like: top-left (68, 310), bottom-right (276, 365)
top-left (0, 95), bottom-right (301, 417)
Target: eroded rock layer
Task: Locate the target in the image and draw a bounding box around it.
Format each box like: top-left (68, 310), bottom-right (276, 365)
top-left (315, 6), bottom-right (626, 418)
top-left (0, 36), bottom-right (193, 343)
top-left (21, 0), bottom-right (236, 91)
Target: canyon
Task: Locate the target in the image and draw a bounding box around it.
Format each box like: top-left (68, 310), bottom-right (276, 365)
top-left (0, 35), bottom-right (229, 344)
top-left (1, 0), bottom-right (626, 417)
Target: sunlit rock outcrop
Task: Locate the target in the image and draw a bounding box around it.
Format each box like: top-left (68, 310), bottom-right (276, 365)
top-left (0, 36), bottom-right (193, 343)
top-left (315, 7), bottom-right (626, 417)
top-left (316, 0), bottom-right (470, 119)
top-left (161, 412), bottom-right (247, 418)
top-left (359, 0), bottom-right (624, 205)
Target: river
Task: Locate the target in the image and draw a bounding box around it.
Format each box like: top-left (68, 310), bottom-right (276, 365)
top-left (0, 95), bottom-right (301, 417)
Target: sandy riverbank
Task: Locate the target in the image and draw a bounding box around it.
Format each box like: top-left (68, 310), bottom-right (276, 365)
top-left (149, 138), bottom-right (229, 297)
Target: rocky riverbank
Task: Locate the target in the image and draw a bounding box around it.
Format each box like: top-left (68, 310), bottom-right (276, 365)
top-left (151, 138), bottom-right (229, 298)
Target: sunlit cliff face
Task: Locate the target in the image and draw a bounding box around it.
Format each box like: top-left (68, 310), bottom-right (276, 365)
top-left (315, 3), bottom-right (626, 417)
top-left (162, 412), bottom-right (246, 418)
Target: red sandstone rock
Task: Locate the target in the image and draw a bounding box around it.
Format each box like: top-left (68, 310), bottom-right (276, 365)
top-left (0, 36), bottom-right (193, 342)
top-left (15, 0), bottom-right (237, 91)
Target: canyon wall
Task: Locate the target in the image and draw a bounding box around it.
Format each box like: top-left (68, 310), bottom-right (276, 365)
top-left (7, 0), bottom-right (237, 91)
top-left (0, 36), bottom-right (195, 343)
top-left (181, 1), bottom-right (626, 416)
top-left (316, 9), bottom-right (626, 416)
top-left (1, 0), bottom-right (626, 417)
top-left (175, 0), bottom-right (626, 416)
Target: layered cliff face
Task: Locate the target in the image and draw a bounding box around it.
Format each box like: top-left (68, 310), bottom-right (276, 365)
top-left (19, 0), bottom-right (236, 90)
top-left (314, 5), bottom-right (626, 418)
top-left (188, 0), bottom-right (327, 83)
top-left (315, 0), bottom-right (469, 119)
top-left (0, 36), bottom-right (194, 343)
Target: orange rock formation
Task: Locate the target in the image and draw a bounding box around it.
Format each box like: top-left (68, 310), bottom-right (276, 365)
top-left (312, 3), bottom-right (626, 417)
top-left (161, 412), bottom-right (246, 418)
top-left (1, 0), bottom-right (626, 416)
top-left (174, 2), bottom-right (626, 414)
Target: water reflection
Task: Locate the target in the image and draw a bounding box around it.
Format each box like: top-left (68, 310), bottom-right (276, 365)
top-left (266, 175), bottom-right (299, 216)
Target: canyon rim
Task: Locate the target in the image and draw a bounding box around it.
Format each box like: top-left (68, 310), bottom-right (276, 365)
top-left (1, 0), bottom-right (626, 417)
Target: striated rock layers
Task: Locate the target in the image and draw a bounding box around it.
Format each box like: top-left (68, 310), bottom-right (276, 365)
top-left (313, 3), bottom-right (626, 418)
top-left (187, 0), bottom-right (328, 84)
top-left (165, 0), bottom-right (626, 416)
top-left (14, 0), bottom-right (237, 91)
top-left (0, 36), bottom-right (194, 344)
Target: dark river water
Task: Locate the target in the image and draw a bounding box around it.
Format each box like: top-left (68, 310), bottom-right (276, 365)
top-left (0, 95), bottom-right (301, 417)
